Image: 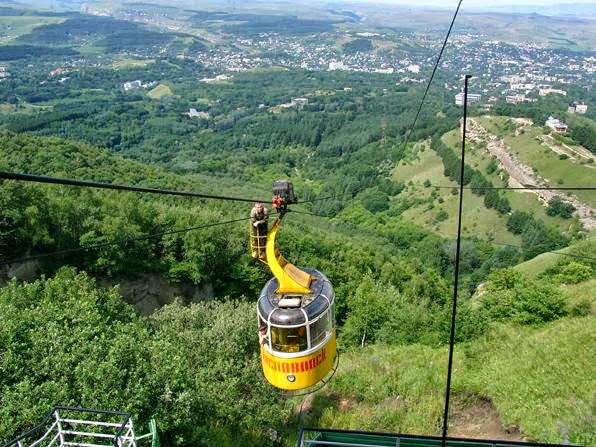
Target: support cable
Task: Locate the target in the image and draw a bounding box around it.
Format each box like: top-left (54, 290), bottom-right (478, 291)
top-left (288, 209), bottom-right (333, 218)
top-left (442, 74), bottom-right (471, 446)
top-left (490, 241), bottom-right (596, 263)
top-left (0, 217), bottom-right (251, 267)
top-left (421, 184), bottom-right (596, 191)
top-left (0, 171), bottom-right (269, 204)
top-left (295, 190), bottom-right (362, 205)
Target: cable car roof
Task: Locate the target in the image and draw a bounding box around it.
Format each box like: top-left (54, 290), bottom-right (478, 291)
top-left (258, 268), bottom-right (334, 326)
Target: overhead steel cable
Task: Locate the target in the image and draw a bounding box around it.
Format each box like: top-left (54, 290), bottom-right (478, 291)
top-left (287, 208), bottom-right (333, 218)
top-left (0, 171), bottom-right (269, 204)
top-left (489, 241), bottom-right (596, 263)
top-left (420, 184), bottom-right (596, 191)
top-left (0, 217), bottom-right (251, 267)
top-left (400, 0), bottom-right (464, 154)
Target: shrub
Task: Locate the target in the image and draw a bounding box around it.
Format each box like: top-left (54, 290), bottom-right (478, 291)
top-left (507, 210), bottom-right (533, 234)
top-left (570, 299), bottom-right (592, 317)
top-left (360, 188), bottom-right (390, 213)
top-left (546, 196), bottom-right (575, 219)
top-left (555, 262), bottom-right (593, 284)
top-left (481, 269), bottom-right (568, 325)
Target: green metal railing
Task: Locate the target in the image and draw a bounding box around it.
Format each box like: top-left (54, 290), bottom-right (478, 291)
top-left (297, 427), bottom-right (578, 447)
top-left (2, 406), bottom-right (159, 447)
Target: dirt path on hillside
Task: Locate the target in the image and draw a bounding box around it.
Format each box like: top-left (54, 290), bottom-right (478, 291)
top-left (296, 392), bottom-right (525, 441)
top-left (467, 118), bottom-right (596, 230)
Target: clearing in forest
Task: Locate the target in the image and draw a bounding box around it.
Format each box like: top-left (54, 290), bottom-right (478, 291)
top-left (112, 59), bottom-right (155, 69)
top-left (147, 84), bottom-right (173, 99)
top-left (0, 16), bottom-right (65, 42)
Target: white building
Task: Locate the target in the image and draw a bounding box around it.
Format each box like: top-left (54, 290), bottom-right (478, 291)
top-left (511, 83), bottom-right (535, 91)
top-left (406, 64), bottom-right (420, 74)
top-left (545, 116), bottom-right (568, 133)
top-left (200, 74), bottom-right (232, 83)
top-left (375, 67), bottom-right (394, 74)
top-left (455, 93), bottom-right (481, 106)
top-left (506, 94), bottom-right (526, 104)
top-left (291, 97), bottom-right (309, 108)
top-left (328, 61), bottom-right (347, 71)
top-left (123, 80), bottom-right (142, 91)
top-left (575, 104), bottom-right (588, 114)
top-left (539, 87), bottom-right (567, 96)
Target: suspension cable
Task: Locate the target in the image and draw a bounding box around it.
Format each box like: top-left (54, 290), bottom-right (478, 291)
top-left (0, 217), bottom-right (251, 266)
top-left (490, 241), bottom-right (596, 263)
top-left (288, 209), bottom-right (333, 218)
top-left (0, 171), bottom-right (269, 203)
top-left (421, 184), bottom-right (596, 191)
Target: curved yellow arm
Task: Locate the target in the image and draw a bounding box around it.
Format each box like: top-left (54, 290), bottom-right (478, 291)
top-left (266, 217), bottom-right (313, 294)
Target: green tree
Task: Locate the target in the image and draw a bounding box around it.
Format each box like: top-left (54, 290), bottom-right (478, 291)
top-left (341, 275), bottom-right (393, 346)
top-left (546, 196), bottom-right (576, 219)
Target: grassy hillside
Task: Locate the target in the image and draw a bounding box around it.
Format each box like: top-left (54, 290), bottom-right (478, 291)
top-left (298, 236), bottom-right (595, 445)
top-left (297, 313), bottom-right (595, 444)
top-left (456, 317), bottom-right (595, 445)
top-left (441, 126), bottom-right (584, 232)
top-left (393, 144), bottom-right (520, 244)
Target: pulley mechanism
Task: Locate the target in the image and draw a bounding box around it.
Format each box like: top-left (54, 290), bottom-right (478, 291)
top-left (271, 180), bottom-right (296, 215)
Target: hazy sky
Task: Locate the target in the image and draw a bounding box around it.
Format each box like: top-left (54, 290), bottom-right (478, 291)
top-left (349, 0), bottom-right (595, 6)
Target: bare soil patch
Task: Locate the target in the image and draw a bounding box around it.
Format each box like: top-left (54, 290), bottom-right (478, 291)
top-left (449, 393), bottom-right (524, 441)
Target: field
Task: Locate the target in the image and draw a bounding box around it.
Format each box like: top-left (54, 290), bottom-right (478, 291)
top-left (0, 102), bottom-right (52, 113)
top-left (147, 83), bottom-right (173, 99)
top-left (0, 16), bottom-right (64, 42)
top-left (112, 59), bottom-right (155, 69)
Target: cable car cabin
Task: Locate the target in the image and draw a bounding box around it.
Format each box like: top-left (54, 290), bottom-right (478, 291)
top-left (253, 181), bottom-right (337, 391)
top-left (257, 269), bottom-right (337, 391)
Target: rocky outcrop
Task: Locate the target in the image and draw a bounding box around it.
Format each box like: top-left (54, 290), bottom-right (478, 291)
top-left (97, 274), bottom-right (214, 316)
top-left (1, 262), bottom-right (213, 316)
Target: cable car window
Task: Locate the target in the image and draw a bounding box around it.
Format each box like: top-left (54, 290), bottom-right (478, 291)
top-left (258, 317), bottom-right (269, 346)
top-left (309, 311), bottom-right (330, 348)
top-left (331, 302), bottom-right (336, 327)
top-left (271, 326), bottom-right (307, 353)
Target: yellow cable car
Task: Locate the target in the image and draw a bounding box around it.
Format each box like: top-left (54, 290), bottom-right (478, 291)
top-left (252, 181), bottom-right (338, 392)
